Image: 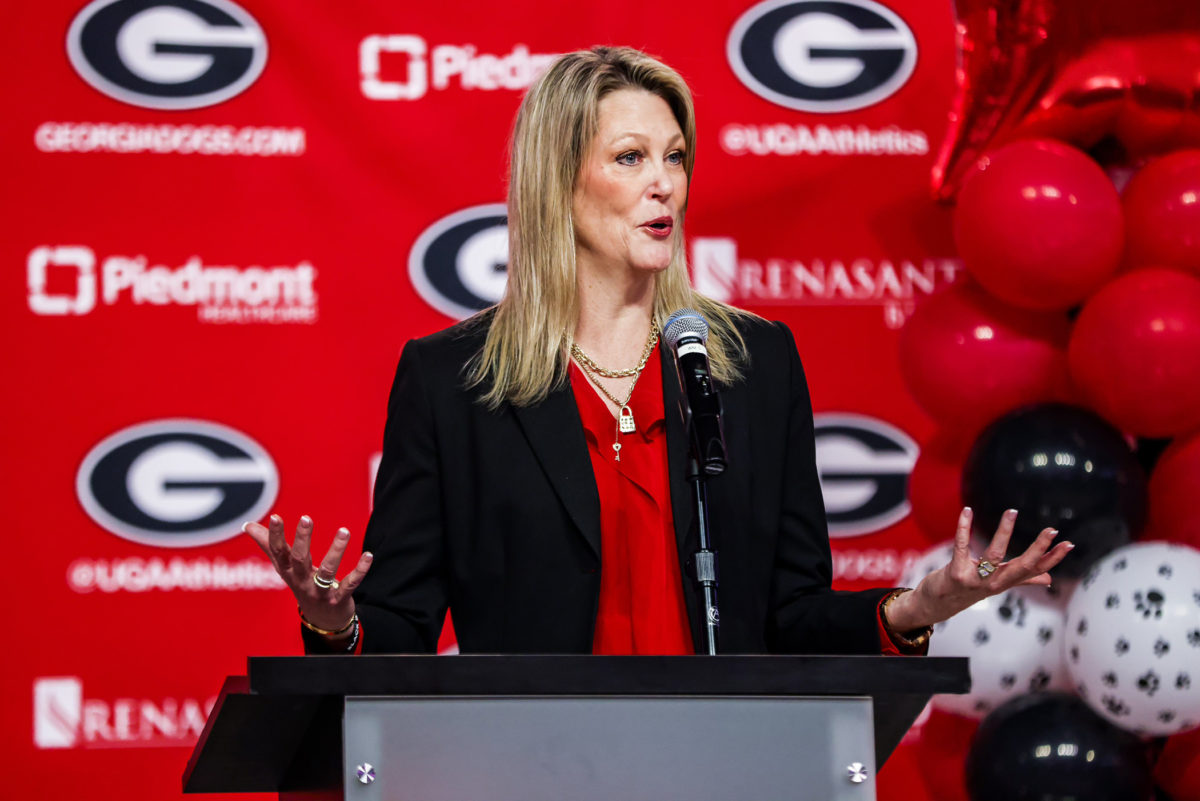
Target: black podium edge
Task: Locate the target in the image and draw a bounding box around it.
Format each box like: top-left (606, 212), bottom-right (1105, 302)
top-left (247, 654), bottom-right (969, 697)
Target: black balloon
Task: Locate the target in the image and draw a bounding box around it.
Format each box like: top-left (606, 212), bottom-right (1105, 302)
top-left (961, 403), bottom-right (1146, 576)
top-left (965, 693), bottom-right (1153, 801)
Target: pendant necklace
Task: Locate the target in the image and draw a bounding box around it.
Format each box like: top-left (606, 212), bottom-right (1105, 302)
top-left (571, 322), bottom-right (659, 461)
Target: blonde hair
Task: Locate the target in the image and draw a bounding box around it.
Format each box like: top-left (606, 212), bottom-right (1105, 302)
top-left (469, 46), bottom-right (749, 408)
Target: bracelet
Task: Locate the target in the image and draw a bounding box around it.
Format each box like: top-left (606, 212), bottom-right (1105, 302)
top-left (343, 617), bottom-right (360, 653)
top-left (298, 608), bottom-right (358, 637)
top-left (880, 588), bottom-right (933, 649)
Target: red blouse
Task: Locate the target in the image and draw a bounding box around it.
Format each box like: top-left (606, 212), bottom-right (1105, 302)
top-left (570, 348), bottom-right (694, 655)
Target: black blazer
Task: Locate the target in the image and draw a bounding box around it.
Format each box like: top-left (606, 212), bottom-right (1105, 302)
top-left (350, 313), bottom-right (891, 654)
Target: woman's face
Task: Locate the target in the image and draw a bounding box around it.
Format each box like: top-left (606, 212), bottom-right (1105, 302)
top-left (573, 88), bottom-right (688, 278)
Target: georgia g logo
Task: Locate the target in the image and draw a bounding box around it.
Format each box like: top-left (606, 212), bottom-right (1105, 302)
top-left (76, 419), bottom-right (278, 547)
top-left (66, 0), bottom-right (268, 110)
top-left (727, 0), bottom-right (918, 113)
top-left (813, 413), bottom-right (917, 538)
top-left (409, 204), bottom-right (509, 320)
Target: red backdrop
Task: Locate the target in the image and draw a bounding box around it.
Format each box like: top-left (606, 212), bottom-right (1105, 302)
top-left (4, 1), bottom-right (963, 797)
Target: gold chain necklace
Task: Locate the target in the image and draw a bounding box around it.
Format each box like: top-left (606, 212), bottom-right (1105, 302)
top-left (571, 322), bottom-right (660, 461)
top-left (570, 321), bottom-right (659, 378)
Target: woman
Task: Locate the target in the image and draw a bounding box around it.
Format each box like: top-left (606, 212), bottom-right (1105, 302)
top-left (244, 47), bottom-right (1072, 655)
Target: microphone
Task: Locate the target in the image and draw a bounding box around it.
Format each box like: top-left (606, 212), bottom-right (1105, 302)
top-left (663, 309), bottom-right (727, 476)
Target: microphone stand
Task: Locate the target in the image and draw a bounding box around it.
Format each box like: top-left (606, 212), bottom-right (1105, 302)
top-left (688, 456), bottom-right (720, 655)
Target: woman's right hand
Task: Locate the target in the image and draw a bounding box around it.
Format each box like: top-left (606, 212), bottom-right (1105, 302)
top-left (243, 514), bottom-right (374, 632)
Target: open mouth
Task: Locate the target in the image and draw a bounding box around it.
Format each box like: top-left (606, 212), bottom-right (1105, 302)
top-left (642, 217), bottom-right (673, 234)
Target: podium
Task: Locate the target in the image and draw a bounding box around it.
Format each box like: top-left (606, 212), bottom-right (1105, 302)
top-left (184, 655), bottom-right (968, 801)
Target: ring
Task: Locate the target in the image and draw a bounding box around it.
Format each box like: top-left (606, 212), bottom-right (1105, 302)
top-left (976, 559), bottom-right (997, 579)
top-left (313, 573), bottom-right (339, 591)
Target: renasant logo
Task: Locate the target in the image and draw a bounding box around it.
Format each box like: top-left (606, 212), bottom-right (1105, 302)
top-left (27, 245), bottom-right (317, 323)
top-left (34, 677), bottom-right (214, 749)
top-left (689, 237), bottom-right (962, 329)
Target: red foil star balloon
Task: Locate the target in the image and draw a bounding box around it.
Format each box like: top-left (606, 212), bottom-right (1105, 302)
top-left (934, 0), bottom-right (1200, 200)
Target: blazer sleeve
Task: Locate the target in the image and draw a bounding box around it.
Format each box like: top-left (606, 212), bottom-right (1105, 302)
top-left (765, 322), bottom-right (893, 654)
top-left (349, 337), bottom-right (449, 653)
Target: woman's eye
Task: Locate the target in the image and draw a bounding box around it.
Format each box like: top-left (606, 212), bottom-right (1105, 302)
top-left (616, 151), bottom-right (641, 166)
top-left (667, 150), bottom-right (685, 165)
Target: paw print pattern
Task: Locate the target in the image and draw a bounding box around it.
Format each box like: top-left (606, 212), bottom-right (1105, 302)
top-left (1105, 593), bottom-right (1120, 609)
top-left (1158, 564), bottom-right (1173, 578)
top-left (1159, 710), bottom-right (1177, 724)
top-left (1115, 637), bottom-right (1130, 655)
top-left (1188, 629), bottom-right (1200, 647)
top-left (973, 699), bottom-right (990, 713)
top-left (974, 627), bottom-right (990, 646)
top-left (1102, 695), bottom-right (1131, 716)
top-left (1102, 672), bottom-right (1118, 687)
top-left (1077, 618), bottom-right (1088, 636)
top-left (997, 593), bottom-right (1028, 627)
top-left (1134, 589), bottom-right (1165, 620)
top-left (1000, 673), bottom-right (1016, 689)
top-left (1037, 626), bottom-right (1053, 645)
top-left (1155, 638), bottom-right (1171, 657)
top-left (1137, 670), bottom-right (1161, 696)
top-left (1083, 567), bottom-right (1101, 589)
top-left (1029, 668), bottom-right (1050, 691)
top-left (1076, 681), bottom-right (1089, 699)
top-left (1194, 591), bottom-right (1200, 608)
top-left (1178, 674), bottom-right (1192, 690)
top-left (1070, 645), bottom-right (1080, 662)
top-left (1113, 558), bottom-right (1128, 572)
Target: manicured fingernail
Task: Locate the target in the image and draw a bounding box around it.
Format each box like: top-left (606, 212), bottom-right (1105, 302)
top-left (241, 521), bottom-right (252, 533)
top-left (963, 506), bottom-right (972, 514)
top-left (300, 515), bottom-right (312, 525)
top-left (1065, 542), bottom-right (1075, 550)
top-left (363, 552), bottom-right (373, 560)
top-left (270, 514), bottom-right (282, 524)
top-left (1049, 529), bottom-right (1059, 536)
top-left (1006, 509), bottom-right (1018, 519)
top-left (337, 527), bottom-right (350, 537)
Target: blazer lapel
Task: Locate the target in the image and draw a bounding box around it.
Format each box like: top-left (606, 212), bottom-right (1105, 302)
top-left (511, 386), bottom-right (602, 558)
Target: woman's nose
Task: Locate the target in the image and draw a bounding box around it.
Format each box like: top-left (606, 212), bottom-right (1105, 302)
top-left (648, 164), bottom-right (674, 200)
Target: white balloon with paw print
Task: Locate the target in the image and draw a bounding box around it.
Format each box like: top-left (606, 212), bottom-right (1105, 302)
top-left (901, 542), bottom-right (1070, 719)
top-left (1064, 541), bottom-right (1200, 737)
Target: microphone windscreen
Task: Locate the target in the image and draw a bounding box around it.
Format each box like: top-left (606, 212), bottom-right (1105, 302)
top-left (664, 308), bottom-right (710, 348)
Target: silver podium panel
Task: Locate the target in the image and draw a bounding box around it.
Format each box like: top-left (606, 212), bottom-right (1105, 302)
top-left (344, 695), bottom-right (877, 801)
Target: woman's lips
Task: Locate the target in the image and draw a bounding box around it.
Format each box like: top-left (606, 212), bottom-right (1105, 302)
top-left (640, 217), bottom-right (674, 238)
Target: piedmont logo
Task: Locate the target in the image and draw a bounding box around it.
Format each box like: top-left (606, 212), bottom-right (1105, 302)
top-left (409, 204), bottom-right (508, 319)
top-left (27, 245), bottom-right (317, 323)
top-left (813, 413), bottom-right (917, 538)
top-left (727, 0), bottom-right (918, 113)
top-left (34, 676), bottom-right (214, 749)
top-left (67, 0), bottom-right (268, 110)
top-left (360, 37), bottom-right (557, 101)
top-left (689, 237), bottom-right (961, 329)
top-left (76, 419), bottom-right (278, 548)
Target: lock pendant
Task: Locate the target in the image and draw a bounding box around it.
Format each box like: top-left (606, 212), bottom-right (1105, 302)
top-left (618, 406), bottom-right (636, 433)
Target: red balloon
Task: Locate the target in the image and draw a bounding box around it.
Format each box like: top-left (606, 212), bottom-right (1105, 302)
top-left (908, 428), bottom-right (976, 541)
top-left (1146, 430), bottom-right (1200, 550)
top-left (914, 708), bottom-right (978, 801)
top-left (1068, 268), bottom-right (1200, 437)
top-left (899, 281), bottom-right (1071, 427)
top-left (934, 0), bottom-right (1200, 198)
top-left (954, 139), bottom-right (1124, 311)
top-left (1123, 150), bottom-right (1200, 273)
top-left (1155, 726), bottom-right (1200, 801)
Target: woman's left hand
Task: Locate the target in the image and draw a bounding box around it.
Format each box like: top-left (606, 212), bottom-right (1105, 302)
top-left (883, 507), bottom-right (1074, 633)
